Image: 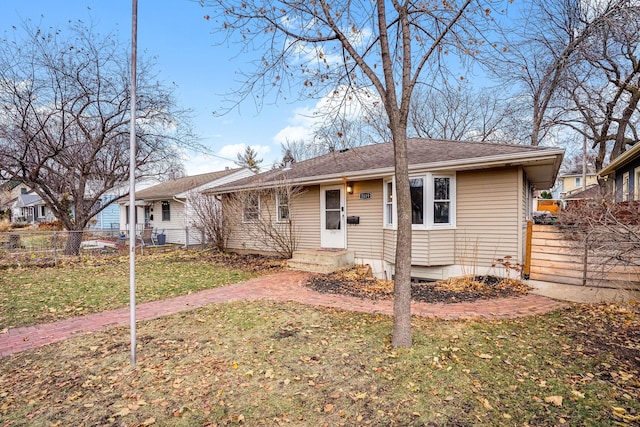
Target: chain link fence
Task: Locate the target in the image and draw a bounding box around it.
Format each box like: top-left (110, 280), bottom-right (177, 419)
top-left (0, 227), bottom-right (209, 267)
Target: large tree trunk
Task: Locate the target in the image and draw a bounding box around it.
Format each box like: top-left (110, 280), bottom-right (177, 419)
top-left (64, 229), bottom-right (83, 256)
top-left (392, 133), bottom-right (412, 348)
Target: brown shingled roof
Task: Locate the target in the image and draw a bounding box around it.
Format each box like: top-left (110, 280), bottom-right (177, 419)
top-left (210, 138), bottom-right (564, 192)
top-left (135, 169), bottom-right (242, 200)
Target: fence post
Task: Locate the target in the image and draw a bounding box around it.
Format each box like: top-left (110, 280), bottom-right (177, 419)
top-left (185, 227), bottom-right (189, 249)
top-left (53, 231), bottom-right (58, 267)
top-left (201, 229), bottom-right (205, 250)
top-left (582, 232), bottom-right (588, 286)
top-left (523, 220), bottom-right (533, 280)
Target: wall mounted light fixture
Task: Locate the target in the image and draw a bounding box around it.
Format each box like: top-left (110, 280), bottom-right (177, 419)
top-left (346, 182), bottom-right (354, 194)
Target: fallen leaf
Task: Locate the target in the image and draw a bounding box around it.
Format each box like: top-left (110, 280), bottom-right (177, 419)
top-left (571, 389), bottom-right (585, 399)
top-left (324, 403), bottom-right (334, 412)
top-left (115, 407), bottom-right (130, 417)
top-left (476, 353), bottom-right (493, 359)
top-left (477, 397), bottom-right (493, 410)
top-left (544, 395), bottom-right (563, 406)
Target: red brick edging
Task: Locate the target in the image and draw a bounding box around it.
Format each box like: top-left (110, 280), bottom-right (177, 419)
top-left (0, 271), bottom-right (568, 358)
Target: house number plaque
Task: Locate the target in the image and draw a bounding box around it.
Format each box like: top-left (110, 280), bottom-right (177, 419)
top-left (359, 192), bottom-right (372, 199)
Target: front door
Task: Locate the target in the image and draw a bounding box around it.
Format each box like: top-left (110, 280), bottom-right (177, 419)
top-left (320, 185), bottom-right (346, 248)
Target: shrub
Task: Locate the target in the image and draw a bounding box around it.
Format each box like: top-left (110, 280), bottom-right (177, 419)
top-left (0, 219), bottom-right (11, 232)
top-left (37, 221), bottom-right (64, 231)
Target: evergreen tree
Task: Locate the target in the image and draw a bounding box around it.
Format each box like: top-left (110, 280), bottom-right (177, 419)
top-left (236, 146), bottom-right (263, 173)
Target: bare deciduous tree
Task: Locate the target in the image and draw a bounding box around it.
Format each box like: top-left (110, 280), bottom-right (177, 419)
top-left (408, 84), bottom-right (522, 143)
top-left (226, 184), bottom-right (304, 258)
top-left (0, 20), bottom-right (194, 254)
top-left (188, 192), bottom-right (230, 251)
top-left (491, 0), bottom-right (633, 147)
top-left (560, 6), bottom-right (640, 171)
top-left (202, 0), bottom-right (503, 347)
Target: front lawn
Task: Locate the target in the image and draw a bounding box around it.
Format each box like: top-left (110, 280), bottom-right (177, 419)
top-left (0, 301), bottom-right (638, 426)
top-left (0, 251), bottom-right (271, 330)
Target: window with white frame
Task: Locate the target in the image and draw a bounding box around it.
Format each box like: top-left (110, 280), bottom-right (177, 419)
top-left (410, 178), bottom-right (424, 225)
top-left (243, 193), bottom-right (260, 222)
top-left (622, 172), bottom-right (630, 201)
top-left (433, 177), bottom-right (451, 224)
top-left (39, 205), bottom-right (46, 217)
top-left (575, 177), bottom-right (581, 188)
top-left (385, 174), bottom-right (455, 228)
top-left (384, 180), bottom-right (394, 226)
top-left (161, 201), bottom-right (171, 221)
top-left (276, 189), bottom-right (290, 222)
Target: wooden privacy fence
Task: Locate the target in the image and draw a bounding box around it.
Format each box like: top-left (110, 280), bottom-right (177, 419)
top-left (527, 223), bottom-right (640, 290)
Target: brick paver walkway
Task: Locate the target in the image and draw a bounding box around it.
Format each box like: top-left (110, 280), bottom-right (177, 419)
top-left (0, 271), bottom-right (568, 358)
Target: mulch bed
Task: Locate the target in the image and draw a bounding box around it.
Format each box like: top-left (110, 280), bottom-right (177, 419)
top-left (305, 266), bottom-right (531, 304)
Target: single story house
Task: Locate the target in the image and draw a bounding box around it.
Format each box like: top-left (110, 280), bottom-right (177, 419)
top-left (119, 168), bottom-right (254, 246)
top-left (598, 143), bottom-right (640, 202)
top-left (89, 178), bottom-right (162, 232)
top-left (209, 138), bottom-right (564, 280)
top-left (11, 191), bottom-right (56, 224)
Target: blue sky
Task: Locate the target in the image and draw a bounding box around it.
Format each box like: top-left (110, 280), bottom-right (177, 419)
top-left (0, 0), bottom-right (317, 174)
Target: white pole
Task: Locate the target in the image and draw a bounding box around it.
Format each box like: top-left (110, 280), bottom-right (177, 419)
top-left (129, 0), bottom-right (138, 365)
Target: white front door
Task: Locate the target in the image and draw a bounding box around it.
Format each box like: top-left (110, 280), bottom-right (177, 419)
top-left (320, 185), bottom-right (346, 248)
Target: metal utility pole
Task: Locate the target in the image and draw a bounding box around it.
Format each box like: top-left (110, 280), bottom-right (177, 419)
top-left (128, 0), bottom-right (138, 365)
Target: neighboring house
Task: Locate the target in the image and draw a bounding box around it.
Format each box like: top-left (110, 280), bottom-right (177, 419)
top-left (0, 181), bottom-right (31, 220)
top-left (210, 138), bottom-right (564, 280)
top-left (598, 143), bottom-right (640, 202)
top-left (90, 179), bottom-right (161, 231)
top-left (11, 191), bottom-right (56, 224)
top-left (557, 171), bottom-right (599, 199)
top-left (119, 168), bottom-right (254, 246)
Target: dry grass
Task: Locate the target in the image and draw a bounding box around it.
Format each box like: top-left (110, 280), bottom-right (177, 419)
top-left (1, 301), bottom-right (638, 426)
top-left (0, 251), bottom-right (267, 330)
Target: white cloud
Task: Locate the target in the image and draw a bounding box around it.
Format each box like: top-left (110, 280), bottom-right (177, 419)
top-left (272, 86), bottom-right (381, 145)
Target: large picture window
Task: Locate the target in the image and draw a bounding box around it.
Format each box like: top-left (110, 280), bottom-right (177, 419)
top-left (385, 174), bottom-right (455, 228)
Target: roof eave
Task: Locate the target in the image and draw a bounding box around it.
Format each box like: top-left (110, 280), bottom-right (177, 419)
top-left (599, 143), bottom-right (640, 177)
top-left (209, 149), bottom-right (564, 193)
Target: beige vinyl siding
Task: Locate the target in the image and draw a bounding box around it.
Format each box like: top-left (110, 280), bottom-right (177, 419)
top-left (225, 193), bottom-right (269, 252)
top-left (423, 229), bottom-right (455, 264)
top-left (455, 168), bottom-right (520, 268)
top-left (345, 179), bottom-right (384, 260)
top-left (291, 186), bottom-right (321, 250)
top-left (225, 186), bottom-right (321, 253)
top-left (520, 168), bottom-right (529, 262)
top-left (382, 227), bottom-right (454, 266)
top-left (383, 228), bottom-right (396, 264)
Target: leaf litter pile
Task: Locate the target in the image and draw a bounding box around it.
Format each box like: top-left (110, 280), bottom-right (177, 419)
top-left (306, 266), bottom-right (531, 303)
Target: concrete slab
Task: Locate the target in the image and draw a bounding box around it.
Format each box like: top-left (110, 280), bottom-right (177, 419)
top-left (526, 279), bottom-right (640, 304)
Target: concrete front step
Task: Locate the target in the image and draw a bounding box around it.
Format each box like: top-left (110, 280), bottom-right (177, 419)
top-left (287, 249), bottom-right (355, 274)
